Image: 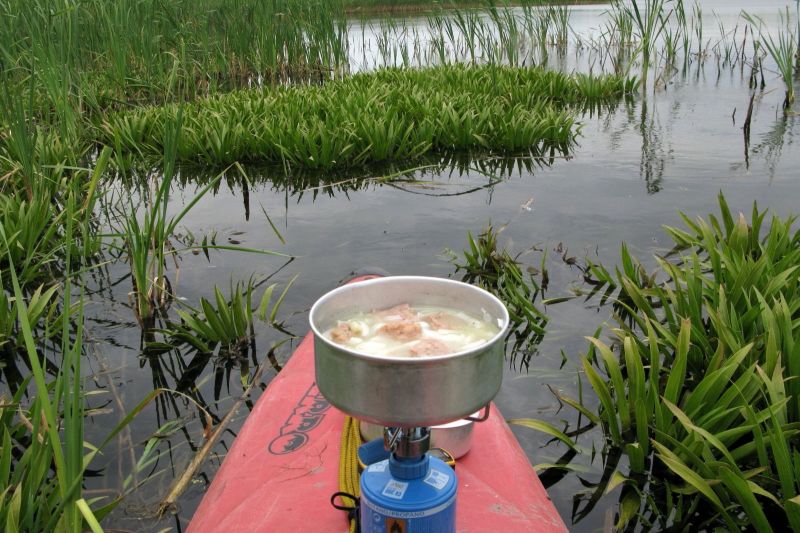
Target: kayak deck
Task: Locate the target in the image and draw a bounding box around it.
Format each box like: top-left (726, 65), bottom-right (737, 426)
top-left (189, 302), bottom-right (566, 531)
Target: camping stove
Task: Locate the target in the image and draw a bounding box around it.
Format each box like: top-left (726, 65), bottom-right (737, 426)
top-left (358, 426), bottom-right (457, 532)
top-left (309, 276), bottom-right (509, 533)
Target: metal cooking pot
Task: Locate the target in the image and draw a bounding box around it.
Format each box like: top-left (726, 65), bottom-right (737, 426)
top-left (309, 276), bottom-right (509, 427)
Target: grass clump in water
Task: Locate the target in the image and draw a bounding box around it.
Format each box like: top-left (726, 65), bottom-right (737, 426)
top-left (557, 193), bottom-right (800, 530)
top-left (114, 112), bottom-right (290, 331)
top-left (98, 65), bottom-right (637, 171)
top-left (0, 154), bottom-right (142, 531)
top-left (162, 276), bottom-right (295, 360)
top-left (451, 225), bottom-right (560, 368)
top-left (744, 8), bottom-right (798, 109)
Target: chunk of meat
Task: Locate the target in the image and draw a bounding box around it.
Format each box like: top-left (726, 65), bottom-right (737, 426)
top-left (410, 338), bottom-right (451, 356)
top-left (378, 320), bottom-right (422, 341)
top-left (329, 323), bottom-right (352, 343)
top-left (374, 303), bottom-right (416, 322)
top-left (423, 312), bottom-right (468, 330)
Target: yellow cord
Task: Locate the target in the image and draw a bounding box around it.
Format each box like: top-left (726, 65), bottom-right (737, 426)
top-left (339, 416), bottom-right (361, 533)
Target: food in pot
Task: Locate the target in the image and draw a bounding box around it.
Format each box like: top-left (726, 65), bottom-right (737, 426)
top-left (323, 304), bottom-right (499, 357)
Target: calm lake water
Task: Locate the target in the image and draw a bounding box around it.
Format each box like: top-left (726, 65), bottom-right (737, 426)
top-left (88, 1), bottom-right (799, 531)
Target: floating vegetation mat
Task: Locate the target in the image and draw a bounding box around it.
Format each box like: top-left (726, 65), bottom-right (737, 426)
top-left (98, 65), bottom-right (637, 170)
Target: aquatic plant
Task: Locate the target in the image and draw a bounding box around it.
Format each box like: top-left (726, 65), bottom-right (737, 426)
top-left (0, 288), bottom-right (94, 532)
top-left (692, 1), bottom-right (704, 60)
top-left (485, 3), bottom-right (523, 65)
top-left (118, 116), bottom-right (288, 329)
top-left (605, 1), bottom-right (635, 49)
top-left (675, 0), bottom-right (692, 71)
top-left (1, 0), bottom-right (765, 178)
top-left (744, 10), bottom-right (797, 109)
top-left (624, 0), bottom-right (669, 86)
top-left (547, 5), bottom-right (572, 48)
top-left (568, 194), bottom-right (800, 530)
top-left (0, 285), bottom-right (68, 386)
top-left (0, 0), bottom-right (354, 176)
top-left (164, 277), bottom-right (295, 358)
top-left (0, 0), bottom-right (349, 105)
top-left (453, 226), bottom-right (550, 368)
top-left (99, 65), bottom-right (636, 171)
top-left (121, 113), bottom-right (191, 328)
top-left (0, 183), bottom-right (125, 531)
top-left (796, 0), bottom-right (800, 72)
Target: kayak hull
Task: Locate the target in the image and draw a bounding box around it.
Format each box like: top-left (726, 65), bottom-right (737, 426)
top-left (189, 279), bottom-right (566, 532)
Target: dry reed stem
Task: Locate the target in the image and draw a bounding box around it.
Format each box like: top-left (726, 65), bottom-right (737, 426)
top-left (157, 350), bottom-right (269, 516)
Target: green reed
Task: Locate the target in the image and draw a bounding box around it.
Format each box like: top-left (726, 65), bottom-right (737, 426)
top-left (547, 5), bottom-right (572, 47)
top-left (117, 113), bottom-right (288, 329)
top-left (568, 193), bottom-right (800, 530)
top-left (0, 0), bottom-right (758, 177)
top-left (675, 0), bottom-right (692, 71)
top-left (0, 0), bottom-right (350, 106)
top-left (606, 1), bottom-right (635, 49)
top-left (0, 0), bottom-right (352, 176)
top-left (0, 163), bottom-right (205, 530)
top-left (796, 0), bottom-right (800, 71)
top-left (744, 9), bottom-right (798, 109)
top-left (486, 4), bottom-right (523, 65)
top-left (624, 0), bottom-right (669, 86)
top-left (164, 276), bottom-right (295, 358)
top-left (0, 224), bottom-right (87, 532)
top-left (0, 155), bottom-right (129, 530)
top-left (98, 65), bottom-right (636, 171)
top-left (692, 1), bottom-right (704, 59)
top-left (2, 0), bottom-right (789, 179)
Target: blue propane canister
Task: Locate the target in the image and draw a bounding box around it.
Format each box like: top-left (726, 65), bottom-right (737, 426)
top-left (360, 454), bottom-right (457, 533)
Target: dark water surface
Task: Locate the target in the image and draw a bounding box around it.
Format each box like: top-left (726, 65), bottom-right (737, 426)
top-left (90, 2), bottom-right (799, 531)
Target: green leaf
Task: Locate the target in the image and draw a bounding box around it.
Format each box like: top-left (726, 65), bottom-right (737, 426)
top-left (549, 390), bottom-right (600, 425)
top-left (201, 298), bottom-right (228, 338)
top-left (655, 451), bottom-right (725, 514)
top-left (582, 356), bottom-right (621, 444)
top-left (213, 286), bottom-right (234, 335)
top-left (269, 274), bottom-right (298, 324)
top-left (617, 489), bottom-right (640, 530)
top-left (718, 466), bottom-right (772, 533)
top-left (257, 284), bottom-right (277, 322)
top-left (0, 429), bottom-right (11, 491)
top-left (588, 337), bottom-right (630, 431)
top-left (532, 463), bottom-right (593, 474)
top-left (664, 318), bottom-right (691, 405)
top-left (541, 296), bottom-right (573, 305)
top-left (5, 484), bottom-right (21, 533)
top-left (76, 498), bottom-right (104, 533)
top-left (662, 399), bottom-right (737, 466)
top-left (508, 418), bottom-right (577, 451)
top-left (605, 470), bottom-right (630, 494)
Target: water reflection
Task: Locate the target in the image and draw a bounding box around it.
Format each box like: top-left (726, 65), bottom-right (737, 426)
top-left (752, 110), bottom-right (796, 178)
top-left (171, 151), bottom-right (567, 205)
top-left (638, 95), bottom-right (668, 194)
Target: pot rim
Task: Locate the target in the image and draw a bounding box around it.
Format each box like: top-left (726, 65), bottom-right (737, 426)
top-left (309, 275), bottom-right (510, 364)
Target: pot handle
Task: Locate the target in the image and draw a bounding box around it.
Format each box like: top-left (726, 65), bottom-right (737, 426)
top-left (465, 404), bottom-right (491, 423)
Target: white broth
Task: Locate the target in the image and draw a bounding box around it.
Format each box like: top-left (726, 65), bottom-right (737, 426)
top-left (324, 303), bottom-right (500, 357)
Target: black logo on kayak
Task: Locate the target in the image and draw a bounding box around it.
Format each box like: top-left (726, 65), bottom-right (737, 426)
top-left (268, 382), bottom-right (331, 455)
